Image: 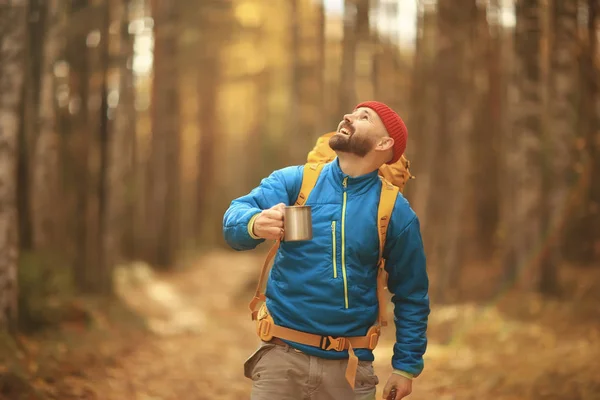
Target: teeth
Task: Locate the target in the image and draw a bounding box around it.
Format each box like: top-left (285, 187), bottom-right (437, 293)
top-left (340, 128), bottom-right (349, 135)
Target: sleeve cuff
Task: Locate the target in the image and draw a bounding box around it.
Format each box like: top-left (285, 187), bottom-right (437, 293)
top-left (247, 213), bottom-right (261, 239)
top-left (392, 369), bottom-right (414, 380)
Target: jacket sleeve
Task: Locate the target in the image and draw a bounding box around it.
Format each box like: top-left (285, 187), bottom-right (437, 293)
top-left (222, 166), bottom-right (303, 251)
top-left (384, 215), bottom-right (430, 377)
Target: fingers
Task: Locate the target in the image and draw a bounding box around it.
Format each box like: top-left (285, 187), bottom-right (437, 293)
top-left (253, 203), bottom-right (287, 240)
top-left (261, 209), bottom-right (284, 225)
top-left (271, 203), bottom-right (286, 214)
top-left (261, 227), bottom-right (284, 240)
top-left (252, 222), bottom-right (282, 239)
top-left (383, 386), bottom-right (398, 400)
top-left (393, 388), bottom-right (411, 400)
top-left (256, 212), bottom-right (283, 229)
top-left (383, 374), bottom-right (411, 400)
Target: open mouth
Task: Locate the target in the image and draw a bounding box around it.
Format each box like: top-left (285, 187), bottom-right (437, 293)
top-left (338, 127), bottom-right (351, 136)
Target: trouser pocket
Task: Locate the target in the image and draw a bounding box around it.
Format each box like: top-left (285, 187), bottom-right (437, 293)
top-left (355, 361), bottom-right (379, 391)
top-left (243, 343), bottom-right (277, 379)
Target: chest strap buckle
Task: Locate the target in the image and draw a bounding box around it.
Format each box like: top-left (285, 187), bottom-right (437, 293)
top-left (320, 336), bottom-right (347, 351)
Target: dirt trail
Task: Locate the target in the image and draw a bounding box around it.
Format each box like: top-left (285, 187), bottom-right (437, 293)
top-left (15, 250), bottom-right (600, 400)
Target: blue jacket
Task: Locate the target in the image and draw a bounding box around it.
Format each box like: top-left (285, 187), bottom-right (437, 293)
top-left (223, 158), bottom-right (430, 376)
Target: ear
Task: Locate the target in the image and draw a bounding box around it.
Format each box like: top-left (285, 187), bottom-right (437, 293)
top-left (376, 136), bottom-right (394, 151)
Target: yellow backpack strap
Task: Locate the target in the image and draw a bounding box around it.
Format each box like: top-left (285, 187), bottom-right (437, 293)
top-left (249, 239), bottom-right (280, 320)
top-left (295, 163), bottom-right (325, 206)
top-left (250, 162), bottom-right (325, 320)
top-left (376, 178), bottom-right (399, 327)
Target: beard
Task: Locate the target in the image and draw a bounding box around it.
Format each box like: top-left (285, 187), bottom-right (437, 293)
top-left (329, 132), bottom-right (374, 157)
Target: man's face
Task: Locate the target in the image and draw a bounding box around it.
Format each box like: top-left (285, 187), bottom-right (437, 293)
top-left (329, 107), bottom-right (387, 157)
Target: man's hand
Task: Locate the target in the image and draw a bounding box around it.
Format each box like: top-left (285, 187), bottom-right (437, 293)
top-left (253, 203), bottom-right (286, 240)
top-left (382, 373), bottom-right (412, 400)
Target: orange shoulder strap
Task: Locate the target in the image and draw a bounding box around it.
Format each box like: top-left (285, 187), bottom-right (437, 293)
top-left (250, 163), bottom-right (325, 319)
top-left (295, 163), bottom-right (325, 205)
top-left (377, 178), bottom-right (399, 261)
top-left (376, 178), bottom-right (399, 327)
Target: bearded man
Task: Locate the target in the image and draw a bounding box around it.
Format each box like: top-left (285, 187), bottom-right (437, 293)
top-left (223, 101), bottom-right (430, 400)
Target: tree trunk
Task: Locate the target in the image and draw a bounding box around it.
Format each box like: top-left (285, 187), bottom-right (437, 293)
top-left (31, 0), bottom-right (65, 252)
top-left (18, 0), bottom-right (45, 252)
top-left (430, 0), bottom-right (476, 302)
top-left (117, 0), bottom-right (136, 260)
top-left (289, 0), bottom-right (302, 161)
top-left (146, 0), bottom-right (180, 268)
top-left (316, 0), bottom-right (326, 133)
top-left (353, 0), bottom-right (372, 102)
top-left (67, 18), bottom-right (90, 290)
top-left (409, 4), bottom-right (436, 243)
top-left (288, 0), bottom-right (323, 162)
top-left (470, 1), bottom-right (500, 261)
top-left (0, 0), bottom-right (28, 328)
top-left (68, 1), bottom-right (110, 292)
top-left (195, 45), bottom-right (220, 245)
top-left (69, 9), bottom-right (91, 290)
top-left (538, 0), bottom-right (578, 294)
top-left (501, 0), bottom-right (543, 289)
top-left (102, 0), bottom-right (135, 290)
top-left (86, 1), bottom-right (110, 291)
top-left (584, 0), bottom-right (600, 263)
top-left (338, 0), bottom-right (365, 115)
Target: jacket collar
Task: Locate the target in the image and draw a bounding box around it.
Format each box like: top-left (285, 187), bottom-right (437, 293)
top-left (325, 158), bottom-right (380, 194)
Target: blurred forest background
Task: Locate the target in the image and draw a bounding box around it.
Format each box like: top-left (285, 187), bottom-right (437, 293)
top-left (1, 0), bottom-right (600, 399)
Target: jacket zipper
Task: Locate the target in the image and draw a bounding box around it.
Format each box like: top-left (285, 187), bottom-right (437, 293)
top-left (331, 221), bottom-right (337, 279)
top-left (341, 177), bottom-right (349, 309)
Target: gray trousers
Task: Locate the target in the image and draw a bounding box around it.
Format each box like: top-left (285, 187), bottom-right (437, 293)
top-left (244, 342), bottom-right (378, 400)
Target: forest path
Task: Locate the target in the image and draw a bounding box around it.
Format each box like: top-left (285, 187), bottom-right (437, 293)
top-left (103, 250), bottom-right (600, 400)
top-left (8, 250), bottom-right (600, 400)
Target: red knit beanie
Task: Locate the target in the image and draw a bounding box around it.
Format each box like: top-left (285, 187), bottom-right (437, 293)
top-left (354, 101), bottom-right (407, 165)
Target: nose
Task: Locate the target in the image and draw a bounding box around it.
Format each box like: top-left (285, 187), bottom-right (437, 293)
top-left (343, 113), bottom-right (354, 123)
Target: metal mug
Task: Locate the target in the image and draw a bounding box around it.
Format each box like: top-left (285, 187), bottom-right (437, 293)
top-left (283, 205), bottom-right (313, 241)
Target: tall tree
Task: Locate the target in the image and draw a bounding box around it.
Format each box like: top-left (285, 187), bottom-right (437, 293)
top-left (316, 0), bottom-right (326, 133)
top-left (290, 0), bottom-right (303, 161)
top-left (66, 1), bottom-right (110, 291)
top-left (102, 0), bottom-right (136, 288)
top-left (470, 0), bottom-right (501, 260)
top-left (428, 0), bottom-right (477, 301)
top-left (289, 0), bottom-right (324, 161)
top-left (67, 2), bottom-right (92, 289)
top-left (31, 0), bottom-right (66, 252)
top-left (115, 0), bottom-right (137, 260)
top-left (353, 0), bottom-right (372, 101)
top-left (18, 0), bottom-right (45, 252)
top-left (194, 3), bottom-right (223, 245)
top-left (539, 0), bottom-right (579, 293)
top-left (410, 2), bottom-right (437, 239)
top-left (0, 0), bottom-right (28, 328)
top-left (86, 0), bottom-right (110, 290)
top-left (584, 0), bottom-right (600, 263)
top-left (501, 0), bottom-right (543, 288)
top-left (146, 0), bottom-right (181, 267)
top-left (338, 0), bottom-right (370, 115)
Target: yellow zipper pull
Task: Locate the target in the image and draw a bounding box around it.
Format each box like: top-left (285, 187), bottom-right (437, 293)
top-left (343, 177), bottom-right (348, 188)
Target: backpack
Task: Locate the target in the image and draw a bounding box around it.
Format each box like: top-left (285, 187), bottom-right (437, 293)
top-left (306, 131), bottom-right (414, 192)
top-left (247, 132), bottom-right (408, 389)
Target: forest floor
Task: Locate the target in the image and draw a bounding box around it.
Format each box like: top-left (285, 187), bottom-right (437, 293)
top-left (2, 249), bottom-right (600, 400)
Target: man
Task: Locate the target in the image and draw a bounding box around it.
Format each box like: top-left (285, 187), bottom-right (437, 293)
top-left (223, 101), bottom-right (430, 400)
